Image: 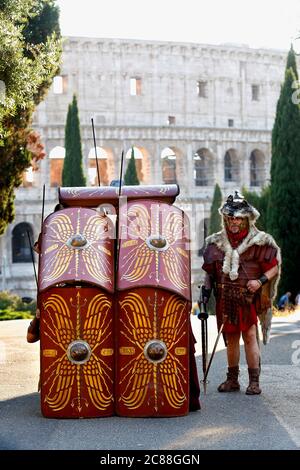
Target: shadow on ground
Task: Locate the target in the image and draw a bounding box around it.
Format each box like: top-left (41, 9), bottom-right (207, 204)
top-left (0, 322), bottom-right (298, 451)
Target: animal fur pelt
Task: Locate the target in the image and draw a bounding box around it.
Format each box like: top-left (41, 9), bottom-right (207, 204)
top-left (205, 226), bottom-right (281, 344)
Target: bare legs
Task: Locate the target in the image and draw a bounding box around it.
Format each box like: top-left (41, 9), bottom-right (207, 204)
top-left (242, 324), bottom-right (260, 369)
top-left (226, 332), bottom-right (240, 367)
top-left (220, 324), bottom-right (261, 394)
top-left (225, 324), bottom-right (259, 368)
top-left (226, 325), bottom-right (260, 369)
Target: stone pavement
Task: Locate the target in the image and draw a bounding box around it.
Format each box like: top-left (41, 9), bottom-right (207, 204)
top-left (0, 311), bottom-right (299, 450)
top-left (191, 309), bottom-right (300, 448)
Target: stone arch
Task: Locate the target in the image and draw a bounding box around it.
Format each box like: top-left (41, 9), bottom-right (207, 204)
top-left (250, 149), bottom-right (266, 187)
top-left (224, 149), bottom-right (239, 182)
top-left (12, 222), bottom-right (34, 264)
top-left (194, 148), bottom-right (214, 186)
top-left (125, 146), bottom-right (150, 184)
top-left (160, 147), bottom-right (179, 184)
top-left (88, 147), bottom-right (113, 186)
top-left (49, 146), bottom-right (65, 187)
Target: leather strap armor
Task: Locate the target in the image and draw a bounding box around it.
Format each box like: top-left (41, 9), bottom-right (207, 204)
top-left (203, 243), bottom-right (276, 325)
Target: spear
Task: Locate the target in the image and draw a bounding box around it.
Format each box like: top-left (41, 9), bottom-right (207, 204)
top-left (197, 285), bottom-right (209, 394)
top-left (202, 318), bottom-right (227, 386)
top-left (91, 118), bottom-right (101, 186)
top-left (26, 230), bottom-right (38, 288)
top-left (118, 150), bottom-right (125, 197)
top-left (41, 184), bottom-right (45, 233)
top-left (116, 150), bottom-right (125, 271)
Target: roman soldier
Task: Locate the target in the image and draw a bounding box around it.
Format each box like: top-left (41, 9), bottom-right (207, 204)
top-left (202, 192), bottom-right (281, 395)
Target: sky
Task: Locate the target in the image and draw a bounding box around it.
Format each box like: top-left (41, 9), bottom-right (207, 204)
top-left (56, 0), bottom-right (300, 51)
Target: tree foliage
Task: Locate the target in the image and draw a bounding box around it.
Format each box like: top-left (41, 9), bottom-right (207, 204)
top-left (286, 44), bottom-right (298, 79)
top-left (0, 0), bottom-right (61, 235)
top-left (62, 95), bottom-right (86, 187)
top-left (209, 183), bottom-right (222, 235)
top-left (242, 186), bottom-right (270, 232)
top-left (124, 148), bottom-right (140, 185)
top-left (23, 0), bottom-right (60, 45)
top-left (268, 46), bottom-right (300, 297)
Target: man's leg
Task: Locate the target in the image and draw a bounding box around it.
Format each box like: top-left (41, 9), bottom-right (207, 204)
top-left (27, 308), bottom-right (40, 343)
top-left (242, 324), bottom-right (261, 395)
top-left (242, 324), bottom-right (260, 369)
top-left (226, 332), bottom-right (241, 367)
top-left (218, 332), bottom-right (241, 392)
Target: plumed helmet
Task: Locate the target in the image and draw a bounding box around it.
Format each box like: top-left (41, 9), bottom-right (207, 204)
top-left (219, 191), bottom-right (260, 222)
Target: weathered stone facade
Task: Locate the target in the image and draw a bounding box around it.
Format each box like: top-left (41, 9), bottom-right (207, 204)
top-left (0, 37), bottom-right (293, 300)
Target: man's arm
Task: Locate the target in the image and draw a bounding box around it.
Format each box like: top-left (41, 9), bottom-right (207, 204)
top-left (204, 272), bottom-right (212, 289)
top-left (247, 265), bottom-right (279, 294)
top-left (201, 273), bottom-right (214, 304)
top-left (33, 232), bottom-right (42, 254)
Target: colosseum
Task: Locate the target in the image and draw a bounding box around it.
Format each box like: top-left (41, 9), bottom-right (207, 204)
top-left (0, 37), bottom-right (292, 299)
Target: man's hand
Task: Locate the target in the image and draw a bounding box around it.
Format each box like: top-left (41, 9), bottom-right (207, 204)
top-left (27, 314), bottom-right (40, 343)
top-left (33, 241), bottom-right (41, 254)
top-left (202, 286), bottom-right (211, 304)
top-left (247, 280), bottom-right (261, 293)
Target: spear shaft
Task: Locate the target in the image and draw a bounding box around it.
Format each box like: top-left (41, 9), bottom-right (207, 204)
top-left (197, 285), bottom-right (209, 393)
top-left (41, 184), bottom-right (45, 233)
top-left (91, 118), bottom-right (101, 187)
top-left (26, 230), bottom-right (38, 288)
top-left (203, 320), bottom-right (226, 384)
top-left (118, 150), bottom-right (124, 197)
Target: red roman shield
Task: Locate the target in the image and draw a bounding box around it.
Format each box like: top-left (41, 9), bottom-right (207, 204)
top-left (38, 207), bottom-right (115, 418)
top-left (115, 199), bottom-right (191, 417)
top-left (40, 287), bottom-right (114, 418)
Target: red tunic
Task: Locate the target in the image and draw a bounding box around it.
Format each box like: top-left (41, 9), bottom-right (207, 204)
top-left (202, 236), bottom-right (278, 333)
top-left (218, 257), bottom-right (278, 333)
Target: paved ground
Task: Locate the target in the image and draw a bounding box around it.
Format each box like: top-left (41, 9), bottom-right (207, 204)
top-left (0, 311), bottom-right (299, 450)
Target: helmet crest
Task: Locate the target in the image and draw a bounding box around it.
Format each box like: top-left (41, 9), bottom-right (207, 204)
top-left (219, 191), bottom-right (260, 222)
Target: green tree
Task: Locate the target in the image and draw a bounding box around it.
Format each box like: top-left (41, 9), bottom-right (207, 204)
top-left (62, 95), bottom-right (86, 187)
top-left (242, 186), bottom-right (270, 232)
top-left (0, 0), bottom-right (61, 235)
top-left (268, 46), bottom-right (300, 297)
top-left (209, 183), bottom-right (222, 234)
top-left (23, 0), bottom-right (60, 45)
top-left (286, 44), bottom-right (298, 79)
top-left (124, 147), bottom-right (140, 185)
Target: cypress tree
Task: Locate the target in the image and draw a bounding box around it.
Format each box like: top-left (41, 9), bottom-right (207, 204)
top-left (268, 46), bottom-right (300, 297)
top-left (286, 44), bottom-right (298, 79)
top-left (242, 186), bottom-right (270, 232)
top-left (209, 183), bottom-right (222, 234)
top-left (62, 95), bottom-right (86, 187)
top-left (124, 147), bottom-right (140, 185)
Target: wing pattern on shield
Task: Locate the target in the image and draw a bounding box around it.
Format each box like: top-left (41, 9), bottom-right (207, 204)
top-left (118, 292), bottom-right (188, 410)
top-left (159, 295), bottom-right (188, 408)
top-left (83, 293), bottom-right (113, 410)
top-left (41, 209), bottom-right (113, 288)
top-left (42, 291), bottom-right (113, 412)
top-left (42, 214), bottom-right (74, 282)
top-left (120, 204), bottom-right (153, 282)
top-left (162, 211), bottom-right (189, 291)
top-left (119, 203), bottom-right (189, 293)
top-left (119, 293), bottom-right (153, 409)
